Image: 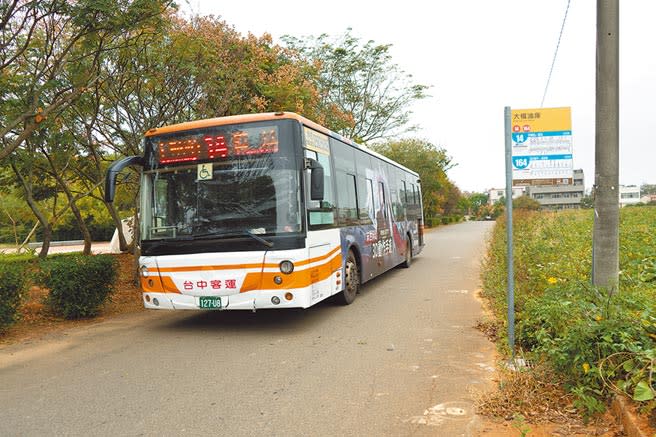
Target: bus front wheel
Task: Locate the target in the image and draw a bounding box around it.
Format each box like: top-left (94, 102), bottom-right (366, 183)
top-left (337, 251), bottom-right (359, 305)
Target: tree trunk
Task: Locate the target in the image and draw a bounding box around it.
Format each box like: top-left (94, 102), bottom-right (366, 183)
top-left (38, 225), bottom-right (52, 259)
top-left (68, 197), bottom-right (92, 255)
top-left (106, 201), bottom-right (129, 251)
top-left (50, 166), bottom-right (93, 255)
top-left (40, 146), bottom-right (95, 255)
top-left (11, 162), bottom-right (53, 259)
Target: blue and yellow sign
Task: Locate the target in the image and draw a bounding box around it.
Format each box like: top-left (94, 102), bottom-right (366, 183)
top-left (511, 107), bottom-right (573, 184)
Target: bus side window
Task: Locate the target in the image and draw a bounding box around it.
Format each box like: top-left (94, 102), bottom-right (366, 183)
top-left (317, 153), bottom-right (334, 209)
top-left (398, 179), bottom-right (408, 220)
top-left (378, 182), bottom-right (387, 220)
top-left (358, 177), bottom-right (373, 223)
top-left (336, 172), bottom-right (358, 225)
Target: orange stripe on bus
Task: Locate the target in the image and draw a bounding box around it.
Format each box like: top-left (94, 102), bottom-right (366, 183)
top-left (157, 262), bottom-right (264, 273)
top-left (152, 246), bottom-right (341, 274)
top-left (143, 247), bottom-right (343, 294)
top-left (144, 252), bottom-right (342, 295)
top-left (240, 253), bottom-right (343, 292)
top-left (294, 246), bottom-right (340, 267)
top-left (161, 276), bottom-right (181, 293)
top-left (140, 275), bottom-right (181, 294)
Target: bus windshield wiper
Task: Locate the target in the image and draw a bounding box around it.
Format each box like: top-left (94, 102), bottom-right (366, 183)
top-left (143, 235), bottom-right (193, 250)
top-left (191, 230), bottom-right (274, 248)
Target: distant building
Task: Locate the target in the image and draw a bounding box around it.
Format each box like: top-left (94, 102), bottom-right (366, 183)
top-left (525, 169), bottom-right (585, 210)
top-left (619, 185), bottom-right (641, 207)
top-left (488, 187), bottom-right (525, 205)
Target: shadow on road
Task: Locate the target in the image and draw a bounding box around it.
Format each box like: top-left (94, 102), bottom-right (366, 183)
top-left (154, 297), bottom-right (339, 335)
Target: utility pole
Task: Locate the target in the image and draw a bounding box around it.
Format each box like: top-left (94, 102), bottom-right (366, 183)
top-left (592, 0), bottom-right (619, 291)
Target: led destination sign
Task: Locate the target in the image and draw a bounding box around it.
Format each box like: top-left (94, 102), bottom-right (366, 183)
top-left (157, 125), bottom-right (279, 164)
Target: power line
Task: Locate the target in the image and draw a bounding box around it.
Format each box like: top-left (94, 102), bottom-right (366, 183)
top-left (541, 0), bottom-right (571, 107)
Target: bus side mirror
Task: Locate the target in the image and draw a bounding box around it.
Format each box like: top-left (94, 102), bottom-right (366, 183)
top-left (105, 156), bottom-right (144, 203)
top-left (305, 158), bottom-right (324, 201)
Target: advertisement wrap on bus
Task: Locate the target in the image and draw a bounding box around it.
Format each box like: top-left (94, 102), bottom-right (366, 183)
top-left (105, 112), bottom-right (425, 311)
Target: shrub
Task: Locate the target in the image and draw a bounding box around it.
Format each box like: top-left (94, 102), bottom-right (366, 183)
top-left (425, 217), bottom-right (439, 227)
top-left (0, 254), bottom-right (35, 332)
top-left (481, 206), bottom-right (656, 416)
top-left (41, 254), bottom-right (118, 319)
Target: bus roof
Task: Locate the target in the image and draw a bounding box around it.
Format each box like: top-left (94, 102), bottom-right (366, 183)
top-left (144, 112), bottom-right (328, 137)
top-left (144, 112), bottom-right (420, 179)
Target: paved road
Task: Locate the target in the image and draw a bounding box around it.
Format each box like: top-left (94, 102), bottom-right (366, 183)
top-left (0, 221), bottom-right (495, 436)
top-left (0, 241), bottom-right (113, 255)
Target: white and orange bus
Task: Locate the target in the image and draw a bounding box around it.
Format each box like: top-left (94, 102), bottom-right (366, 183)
top-left (105, 112), bottom-right (424, 310)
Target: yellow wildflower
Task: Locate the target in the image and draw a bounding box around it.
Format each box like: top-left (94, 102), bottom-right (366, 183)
top-left (595, 314), bottom-right (603, 321)
top-left (582, 363), bottom-right (590, 374)
top-left (547, 277), bottom-right (558, 285)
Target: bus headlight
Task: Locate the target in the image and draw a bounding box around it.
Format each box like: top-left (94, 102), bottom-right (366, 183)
top-left (279, 260), bottom-right (294, 274)
top-left (140, 265), bottom-right (149, 277)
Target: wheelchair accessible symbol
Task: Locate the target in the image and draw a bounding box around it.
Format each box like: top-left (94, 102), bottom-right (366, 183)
top-left (197, 163), bottom-right (213, 181)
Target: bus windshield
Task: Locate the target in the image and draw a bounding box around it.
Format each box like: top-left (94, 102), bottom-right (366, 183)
top-left (141, 123), bottom-right (302, 242)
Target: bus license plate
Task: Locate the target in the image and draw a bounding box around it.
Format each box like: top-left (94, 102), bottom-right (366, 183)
top-left (199, 296), bottom-right (222, 310)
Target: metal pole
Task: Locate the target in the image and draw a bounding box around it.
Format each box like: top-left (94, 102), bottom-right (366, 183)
top-left (592, 0), bottom-right (619, 292)
top-left (504, 106), bottom-right (515, 358)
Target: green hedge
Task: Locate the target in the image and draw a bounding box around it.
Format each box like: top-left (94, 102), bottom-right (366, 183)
top-left (425, 215), bottom-right (464, 227)
top-left (41, 254), bottom-right (118, 319)
top-left (0, 254), bottom-right (35, 332)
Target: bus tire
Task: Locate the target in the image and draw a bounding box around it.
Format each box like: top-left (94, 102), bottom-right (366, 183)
top-left (337, 251), bottom-right (359, 305)
top-left (401, 238), bottom-right (412, 268)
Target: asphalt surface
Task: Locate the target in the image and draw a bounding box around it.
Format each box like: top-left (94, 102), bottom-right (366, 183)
top-left (0, 221), bottom-right (496, 436)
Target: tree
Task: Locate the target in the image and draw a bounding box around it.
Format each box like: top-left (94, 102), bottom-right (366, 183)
top-left (282, 29), bottom-right (429, 142)
top-left (513, 195), bottom-right (541, 211)
top-left (91, 14), bottom-right (334, 251)
top-left (0, 0), bottom-right (174, 256)
top-left (580, 194), bottom-right (594, 209)
top-left (459, 192), bottom-right (489, 217)
top-left (0, 0), bottom-right (173, 161)
top-left (9, 145), bottom-right (58, 258)
top-left (179, 16), bottom-right (328, 120)
top-left (469, 192), bottom-right (490, 216)
top-left (640, 184), bottom-right (656, 195)
top-left (442, 183), bottom-right (462, 216)
top-left (368, 138), bottom-right (457, 218)
top-left (0, 171), bottom-right (35, 246)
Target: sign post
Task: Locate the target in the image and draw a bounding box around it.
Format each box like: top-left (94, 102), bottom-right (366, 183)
top-left (504, 106), bottom-right (573, 362)
top-left (504, 107), bottom-right (515, 359)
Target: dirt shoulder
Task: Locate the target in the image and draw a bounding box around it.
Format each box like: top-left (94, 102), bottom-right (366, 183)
top-left (0, 253), bottom-right (144, 347)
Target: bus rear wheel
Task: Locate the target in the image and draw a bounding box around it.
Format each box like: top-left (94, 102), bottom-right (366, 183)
top-left (401, 239), bottom-right (412, 268)
top-left (337, 251), bottom-right (359, 305)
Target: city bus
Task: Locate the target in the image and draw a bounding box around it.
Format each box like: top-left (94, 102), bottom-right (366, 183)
top-left (105, 112), bottom-right (424, 311)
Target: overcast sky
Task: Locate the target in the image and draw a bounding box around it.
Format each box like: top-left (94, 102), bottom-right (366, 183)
top-left (185, 1), bottom-right (654, 192)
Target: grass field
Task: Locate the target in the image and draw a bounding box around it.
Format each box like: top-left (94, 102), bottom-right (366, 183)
top-left (482, 206), bottom-right (656, 415)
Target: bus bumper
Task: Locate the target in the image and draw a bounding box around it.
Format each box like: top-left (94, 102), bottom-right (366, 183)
top-left (142, 289), bottom-right (313, 311)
